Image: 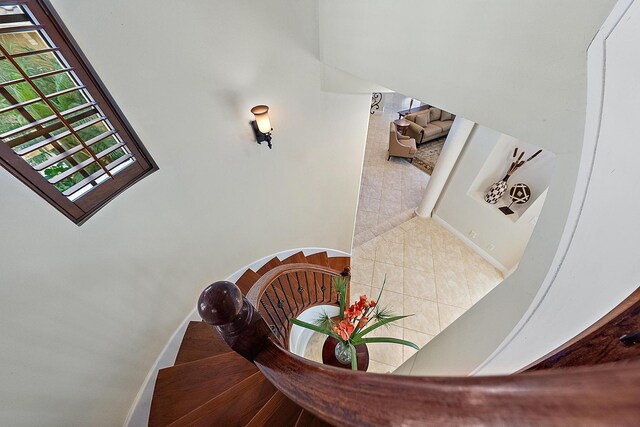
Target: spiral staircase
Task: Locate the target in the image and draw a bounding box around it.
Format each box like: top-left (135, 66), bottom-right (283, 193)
top-left (148, 250), bottom-right (640, 426)
top-left (149, 251), bottom-right (348, 426)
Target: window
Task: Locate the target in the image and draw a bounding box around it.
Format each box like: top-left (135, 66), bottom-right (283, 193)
top-left (0, 1), bottom-right (157, 224)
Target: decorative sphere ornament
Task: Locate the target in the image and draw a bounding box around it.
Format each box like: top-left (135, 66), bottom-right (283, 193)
top-left (509, 183), bottom-right (531, 204)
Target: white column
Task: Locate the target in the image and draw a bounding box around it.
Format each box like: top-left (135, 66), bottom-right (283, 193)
top-left (415, 117), bottom-right (475, 218)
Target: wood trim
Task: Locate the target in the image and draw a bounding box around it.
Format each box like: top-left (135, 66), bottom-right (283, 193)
top-left (0, 0), bottom-right (158, 224)
top-left (255, 337), bottom-right (640, 427)
top-left (521, 287), bottom-right (640, 372)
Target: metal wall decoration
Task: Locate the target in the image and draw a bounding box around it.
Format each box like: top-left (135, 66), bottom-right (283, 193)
top-left (484, 147), bottom-right (542, 204)
top-left (499, 183), bottom-right (532, 215)
top-left (370, 92), bottom-right (382, 114)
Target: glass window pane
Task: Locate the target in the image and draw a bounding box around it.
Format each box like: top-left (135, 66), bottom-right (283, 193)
top-left (0, 6), bottom-right (25, 16)
top-left (101, 147), bottom-right (128, 166)
top-left (23, 100), bottom-right (54, 120)
top-left (91, 135), bottom-right (119, 155)
top-left (76, 120), bottom-right (109, 142)
top-left (0, 109), bottom-right (29, 133)
top-left (15, 51), bottom-right (63, 76)
top-left (49, 89), bottom-right (87, 112)
top-left (0, 31), bottom-right (49, 54)
top-left (33, 71), bottom-right (77, 95)
top-left (0, 58), bottom-right (22, 82)
top-left (3, 81), bottom-right (39, 103)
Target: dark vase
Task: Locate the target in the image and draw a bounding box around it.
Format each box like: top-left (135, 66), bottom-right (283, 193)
top-left (321, 336), bottom-right (369, 371)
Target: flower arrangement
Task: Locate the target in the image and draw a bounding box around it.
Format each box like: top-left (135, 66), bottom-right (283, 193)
top-left (290, 276), bottom-right (418, 370)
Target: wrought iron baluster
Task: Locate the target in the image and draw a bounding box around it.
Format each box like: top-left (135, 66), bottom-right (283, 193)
top-left (263, 291), bottom-right (287, 334)
top-left (259, 298), bottom-right (283, 340)
top-left (312, 272), bottom-right (318, 304)
top-left (370, 92), bottom-right (382, 114)
top-left (295, 272), bottom-right (306, 309)
top-left (320, 273), bottom-right (327, 302)
top-left (285, 273), bottom-right (300, 313)
top-left (305, 272), bottom-right (312, 307)
top-left (276, 277), bottom-right (295, 316)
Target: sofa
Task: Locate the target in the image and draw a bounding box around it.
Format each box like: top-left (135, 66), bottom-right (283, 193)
top-left (388, 122), bottom-right (417, 162)
top-left (405, 107), bottom-right (455, 145)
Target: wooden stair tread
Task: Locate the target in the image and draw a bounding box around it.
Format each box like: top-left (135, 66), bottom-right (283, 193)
top-left (326, 256), bottom-right (350, 274)
top-left (245, 391), bottom-right (302, 427)
top-left (168, 372), bottom-right (277, 427)
top-left (305, 252), bottom-right (329, 267)
top-left (175, 321), bottom-right (231, 365)
top-left (295, 409), bottom-right (333, 427)
top-left (237, 269), bottom-right (262, 296)
top-left (149, 352), bottom-right (257, 426)
top-left (256, 257), bottom-right (283, 276)
top-left (281, 251), bottom-right (308, 265)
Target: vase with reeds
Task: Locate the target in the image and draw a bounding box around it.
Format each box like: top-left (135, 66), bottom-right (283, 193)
top-left (485, 147), bottom-right (542, 205)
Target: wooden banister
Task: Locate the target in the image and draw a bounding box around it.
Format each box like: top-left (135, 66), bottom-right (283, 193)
top-left (197, 278), bottom-right (640, 426)
top-left (246, 263), bottom-right (348, 347)
top-left (198, 281), bottom-right (271, 361)
top-left (254, 338), bottom-right (640, 426)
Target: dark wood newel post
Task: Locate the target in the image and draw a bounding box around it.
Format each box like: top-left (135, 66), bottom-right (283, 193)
top-left (198, 281), bottom-right (271, 362)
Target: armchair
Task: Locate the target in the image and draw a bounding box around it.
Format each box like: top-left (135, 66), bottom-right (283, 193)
top-left (388, 122), bottom-right (417, 162)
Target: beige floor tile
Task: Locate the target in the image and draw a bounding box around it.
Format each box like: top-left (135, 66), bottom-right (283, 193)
top-left (350, 257), bottom-right (374, 285)
top-left (404, 230), bottom-right (432, 249)
top-left (438, 303), bottom-right (467, 330)
top-left (358, 196), bottom-right (381, 213)
top-left (372, 261), bottom-right (404, 293)
top-left (403, 329), bottom-right (434, 362)
top-left (435, 273), bottom-right (472, 308)
top-left (375, 241), bottom-right (404, 266)
top-left (367, 324), bottom-right (404, 367)
top-left (380, 227), bottom-right (404, 244)
top-left (351, 239), bottom-right (376, 260)
top-left (349, 281), bottom-right (372, 302)
top-left (403, 268), bottom-right (437, 301)
top-left (379, 198), bottom-right (403, 216)
top-left (403, 295), bottom-right (440, 335)
top-left (404, 245), bottom-right (434, 272)
top-left (367, 360), bottom-right (395, 374)
top-left (371, 288), bottom-right (405, 318)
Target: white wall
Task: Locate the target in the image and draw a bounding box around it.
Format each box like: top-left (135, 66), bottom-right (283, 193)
top-left (0, 1), bottom-right (370, 426)
top-left (476, 0), bottom-right (640, 374)
top-left (319, 0), bottom-right (619, 376)
top-left (433, 125), bottom-right (553, 272)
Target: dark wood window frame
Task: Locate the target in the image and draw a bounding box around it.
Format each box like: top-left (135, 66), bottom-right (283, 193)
top-left (0, 0), bottom-right (158, 224)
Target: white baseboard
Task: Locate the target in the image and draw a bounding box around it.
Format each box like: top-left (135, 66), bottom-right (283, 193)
top-left (432, 214), bottom-right (510, 276)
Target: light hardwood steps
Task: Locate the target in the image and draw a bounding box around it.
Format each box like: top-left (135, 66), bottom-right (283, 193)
top-left (237, 269), bottom-right (262, 295)
top-left (174, 321), bottom-right (231, 365)
top-left (281, 251), bottom-right (308, 265)
top-left (327, 256), bottom-right (350, 274)
top-left (305, 252), bottom-right (330, 267)
top-left (245, 391), bottom-right (302, 427)
top-left (149, 352), bottom-right (258, 426)
top-left (167, 372), bottom-right (277, 427)
top-left (257, 256), bottom-right (283, 276)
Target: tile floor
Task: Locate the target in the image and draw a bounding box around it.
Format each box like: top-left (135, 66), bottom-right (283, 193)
top-left (353, 93), bottom-right (430, 247)
top-left (305, 216), bottom-right (504, 373)
top-left (303, 93), bottom-right (503, 374)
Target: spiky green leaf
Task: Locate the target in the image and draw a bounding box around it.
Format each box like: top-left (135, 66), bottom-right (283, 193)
top-left (289, 317), bottom-right (341, 341)
top-left (351, 315), bottom-right (411, 340)
top-left (353, 336), bottom-right (420, 350)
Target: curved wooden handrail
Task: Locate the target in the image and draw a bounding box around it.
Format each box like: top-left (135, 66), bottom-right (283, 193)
top-left (254, 337), bottom-right (640, 426)
top-left (199, 280), bottom-right (640, 426)
top-left (245, 263), bottom-right (348, 347)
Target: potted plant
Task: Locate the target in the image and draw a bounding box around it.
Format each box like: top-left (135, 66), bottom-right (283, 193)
top-left (290, 276), bottom-right (419, 371)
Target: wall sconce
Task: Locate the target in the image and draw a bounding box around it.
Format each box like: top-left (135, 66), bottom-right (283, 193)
top-left (250, 105), bottom-right (273, 149)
